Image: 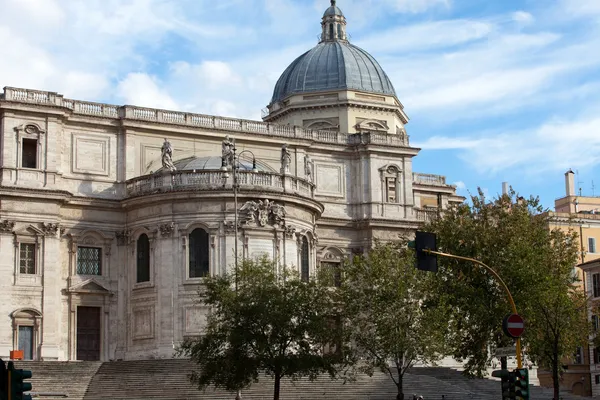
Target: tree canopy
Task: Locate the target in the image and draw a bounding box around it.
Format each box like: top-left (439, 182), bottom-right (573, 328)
top-left (177, 257), bottom-right (343, 400)
top-left (339, 241), bottom-right (450, 400)
top-left (424, 189), bottom-right (589, 396)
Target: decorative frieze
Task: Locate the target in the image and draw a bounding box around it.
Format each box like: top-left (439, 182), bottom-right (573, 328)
top-left (41, 223), bottom-right (60, 236)
top-left (0, 220), bottom-right (16, 233)
top-left (239, 199), bottom-right (286, 227)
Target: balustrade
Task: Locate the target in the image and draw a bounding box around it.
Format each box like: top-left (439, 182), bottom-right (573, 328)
top-left (125, 169), bottom-right (313, 198)
top-left (413, 173), bottom-right (446, 186)
top-left (1, 86), bottom-right (415, 149)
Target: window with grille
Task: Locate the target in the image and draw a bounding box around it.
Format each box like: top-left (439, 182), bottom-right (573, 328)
top-left (300, 237), bottom-right (309, 282)
top-left (22, 138), bottom-right (38, 169)
top-left (189, 228), bottom-right (209, 278)
top-left (594, 274), bottom-right (600, 298)
top-left (77, 247), bottom-right (102, 275)
top-left (136, 234), bottom-right (150, 283)
top-left (19, 243), bottom-right (36, 274)
top-left (386, 177), bottom-right (397, 203)
top-left (590, 237), bottom-right (597, 253)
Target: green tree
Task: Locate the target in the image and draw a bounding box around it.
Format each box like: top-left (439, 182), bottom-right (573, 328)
top-left (424, 189), bottom-right (588, 393)
top-left (525, 229), bottom-right (589, 400)
top-left (177, 257), bottom-right (343, 400)
top-left (340, 241), bottom-right (450, 400)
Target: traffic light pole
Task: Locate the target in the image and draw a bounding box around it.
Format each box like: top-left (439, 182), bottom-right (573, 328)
top-left (423, 249), bottom-right (523, 369)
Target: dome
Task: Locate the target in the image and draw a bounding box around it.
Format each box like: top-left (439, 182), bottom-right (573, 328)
top-left (323, 5), bottom-right (343, 16)
top-left (270, 41), bottom-right (397, 105)
top-left (269, 1), bottom-right (397, 106)
top-left (159, 156), bottom-right (275, 173)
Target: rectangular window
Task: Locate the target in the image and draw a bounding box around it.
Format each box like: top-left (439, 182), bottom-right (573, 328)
top-left (596, 348), bottom-right (600, 364)
top-left (594, 315), bottom-right (599, 331)
top-left (77, 247), bottom-right (102, 275)
top-left (574, 347), bottom-right (584, 364)
top-left (594, 274), bottom-right (600, 298)
top-left (321, 262), bottom-right (341, 288)
top-left (386, 177), bottom-right (397, 203)
top-left (589, 237), bottom-right (597, 254)
top-left (21, 138), bottom-right (38, 169)
top-left (19, 243), bottom-right (36, 274)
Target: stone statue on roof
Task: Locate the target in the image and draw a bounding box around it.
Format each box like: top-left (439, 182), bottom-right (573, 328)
top-left (161, 138), bottom-right (176, 172)
top-left (222, 135), bottom-right (235, 168)
top-left (281, 144), bottom-right (291, 174)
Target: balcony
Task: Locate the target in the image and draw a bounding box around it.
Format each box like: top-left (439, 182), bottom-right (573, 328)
top-left (125, 170), bottom-right (315, 199)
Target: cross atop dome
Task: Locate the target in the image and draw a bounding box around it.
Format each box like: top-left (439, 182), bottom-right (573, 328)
top-left (321, 0), bottom-right (347, 42)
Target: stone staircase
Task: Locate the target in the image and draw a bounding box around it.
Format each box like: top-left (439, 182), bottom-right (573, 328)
top-left (12, 361), bottom-right (102, 399)
top-left (8, 359), bottom-right (592, 400)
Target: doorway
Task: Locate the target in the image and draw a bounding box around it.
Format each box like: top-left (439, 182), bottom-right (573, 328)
top-left (76, 306), bottom-right (101, 361)
top-left (18, 326), bottom-right (34, 360)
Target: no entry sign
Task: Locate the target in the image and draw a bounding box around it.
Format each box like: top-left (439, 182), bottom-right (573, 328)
top-left (502, 314), bottom-right (525, 338)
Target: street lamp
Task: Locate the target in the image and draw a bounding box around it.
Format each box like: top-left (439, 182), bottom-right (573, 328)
top-left (221, 139), bottom-right (258, 400)
top-left (221, 138), bottom-right (258, 292)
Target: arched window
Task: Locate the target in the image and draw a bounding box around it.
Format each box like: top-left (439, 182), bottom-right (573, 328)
top-left (136, 234), bottom-right (150, 283)
top-left (337, 24), bottom-right (342, 40)
top-left (189, 228), bottom-right (209, 278)
top-left (300, 236), bottom-right (309, 282)
top-left (329, 23), bottom-right (334, 40)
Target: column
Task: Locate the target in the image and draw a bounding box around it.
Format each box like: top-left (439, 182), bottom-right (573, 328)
top-left (39, 227), bottom-right (61, 360)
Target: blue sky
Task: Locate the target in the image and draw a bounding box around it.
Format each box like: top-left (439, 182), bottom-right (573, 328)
top-left (1, 0), bottom-right (599, 208)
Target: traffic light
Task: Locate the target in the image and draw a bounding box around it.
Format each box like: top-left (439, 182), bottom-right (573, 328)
top-left (410, 231), bottom-right (438, 272)
top-left (492, 369), bottom-right (515, 399)
top-left (7, 361), bottom-right (32, 400)
top-left (514, 368), bottom-right (529, 400)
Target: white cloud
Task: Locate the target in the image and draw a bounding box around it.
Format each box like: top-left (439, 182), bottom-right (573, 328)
top-left (512, 11), bottom-right (534, 25)
top-left (116, 73), bottom-right (179, 110)
top-left (356, 19), bottom-right (493, 53)
top-left (453, 181), bottom-right (466, 190)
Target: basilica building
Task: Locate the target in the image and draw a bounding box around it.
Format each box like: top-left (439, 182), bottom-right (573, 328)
top-left (0, 1), bottom-right (462, 362)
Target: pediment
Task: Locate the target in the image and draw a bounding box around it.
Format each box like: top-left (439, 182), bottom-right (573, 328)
top-left (68, 279), bottom-right (112, 295)
top-left (14, 225), bottom-right (44, 236)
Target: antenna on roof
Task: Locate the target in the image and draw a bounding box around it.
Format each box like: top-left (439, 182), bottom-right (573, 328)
top-left (576, 170), bottom-right (583, 196)
top-left (593, 180), bottom-right (596, 197)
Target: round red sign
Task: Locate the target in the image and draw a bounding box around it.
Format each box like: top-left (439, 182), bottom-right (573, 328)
top-left (502, 314), bottom-right (525, 338)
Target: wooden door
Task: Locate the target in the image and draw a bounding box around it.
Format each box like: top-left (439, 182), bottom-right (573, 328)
top-left (76, 306), bottom-right (101, 361)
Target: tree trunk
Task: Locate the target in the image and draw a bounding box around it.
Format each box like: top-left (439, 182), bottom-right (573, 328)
top-left (552, 349), bottom-right (560, 400)
top-left (273, 373), bottom-right (281, 400)
top-left (396, 371), bottom-right (404, 400)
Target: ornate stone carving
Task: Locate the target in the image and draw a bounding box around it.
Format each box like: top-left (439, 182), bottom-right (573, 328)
top-left (159, 222), bottom-right (175, 237)
top-left (0, 220), bottom-right (16, 233)
top-left (284, 224), bottom-right (296, 239)
top-left (280, 144), bottom-right (291, 174)
top-left (304, 155), bottom-right (313, 183)
top-left (224, 220), bottom-right (236, 234)
top-left (41, 223), bottom-right (60, 236)
top-left (161, 138), bottom-right (176, 172)
top-left (239, 199), bottom-right (286, 227)
top-left (116, 230), bottom-right (130, 246)
top-left (222, 135), bottom-right (234, 168)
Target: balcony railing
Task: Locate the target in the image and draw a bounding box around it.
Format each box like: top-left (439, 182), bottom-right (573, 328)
top-left (2, 87), bottom-right (410, 148)
top-left (415, 208), bottom-right (439, 223)
top-left (413, 173), bottom-right (447, 186)
top-left (125, 170), bottom-right (315, 199)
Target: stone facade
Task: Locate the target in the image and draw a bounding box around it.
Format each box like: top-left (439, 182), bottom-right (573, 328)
top-left (0, 1), bottom-right (463, 362)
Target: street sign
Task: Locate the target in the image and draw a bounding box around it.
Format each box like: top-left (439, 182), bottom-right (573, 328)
top-left (502, 313), bottom-right (525, 338)
top-left (495, 346), bottom-right (516, 357)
